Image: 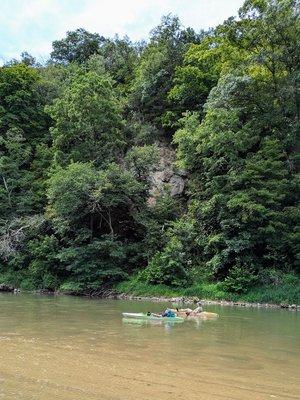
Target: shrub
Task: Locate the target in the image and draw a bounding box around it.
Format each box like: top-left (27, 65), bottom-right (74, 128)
top-left (223, 265), bottom-right (258, 293)
top-left (138, 237), bottom-right (190, 287)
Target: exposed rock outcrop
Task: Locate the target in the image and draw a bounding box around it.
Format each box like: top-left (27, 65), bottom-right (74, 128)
top-left (148, 142), bottom-right (187, 203)
top-left (0, 284), bottom-right (14, 292)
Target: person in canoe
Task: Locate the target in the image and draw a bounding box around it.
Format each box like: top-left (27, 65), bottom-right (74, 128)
top-left (147, 309), bottom-right (177, 318)
top-left (162, 309), bottom-right (176, 317)
top-left (172, 303), bottom-right (203, 316)
top-left (191, 304), bottom-right (203, 315)
top-left (171, 303), bottom-right (218, 319)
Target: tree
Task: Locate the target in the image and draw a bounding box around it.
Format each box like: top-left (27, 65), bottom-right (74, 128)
top-left (139, 236), bottom-right (190, 287)
top-left (47, 162), bottom-right (146, 289)
top-left (46, 69), bottom-right (124, 167)
top-left (0, 64), bottom-right (51, 219)
top-left (222, 0), bottom-right (300, 122)
top-left (0, 128), bottom-right (32, 218)
top-left (100, 36), bottom-right (138, 89)
top-left (131, 15), bottom-right (200, 129)
top-left (124, 144), bottom-right (159, 182)
top-left (50, 28), bottom-right (106, 64)
top-left (174, 70), bottom-right (299, 286)
top-left (168, 32), bottom-right (223, 119)
top-left (0, 63), bottom-right (52, 214)
top-left (20, 52), bottom-right (39, 67)
top-left (0, 63), bottom-right (47, 139)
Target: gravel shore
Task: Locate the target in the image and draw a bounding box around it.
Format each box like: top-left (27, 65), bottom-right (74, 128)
top-left (113, 292), bottom-right (300, 310)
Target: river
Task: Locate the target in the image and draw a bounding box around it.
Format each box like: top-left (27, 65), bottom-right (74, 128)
top-left (0, 293), bottom-right (299, 400)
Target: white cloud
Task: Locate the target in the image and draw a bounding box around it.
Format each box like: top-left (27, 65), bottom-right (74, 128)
top-left (47, 0), bottom-right (179, 40)
top-left (0, 0), bottom-right (244, 62)
top-left (57, 0), bottom-right (243, 40)
top-left (9, 0), bottom-right (60, 30)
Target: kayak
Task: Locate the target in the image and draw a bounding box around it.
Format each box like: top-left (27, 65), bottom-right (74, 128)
top-left (122, 312), bottom-right (184, 322)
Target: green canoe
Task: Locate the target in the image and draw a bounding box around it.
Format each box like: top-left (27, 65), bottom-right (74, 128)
top-left (122, 312), bottom-right (184, 322)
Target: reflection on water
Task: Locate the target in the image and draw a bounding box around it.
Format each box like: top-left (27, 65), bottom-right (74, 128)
top-left (0, 293), bottom-right (299, 400)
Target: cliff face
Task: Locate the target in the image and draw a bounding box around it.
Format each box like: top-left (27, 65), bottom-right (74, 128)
top-left (148, 143), bottom-right (187, 202)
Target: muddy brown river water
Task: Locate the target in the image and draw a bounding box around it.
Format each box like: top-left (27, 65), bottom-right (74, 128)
top-left (0, 293), bottom-right (299, 400)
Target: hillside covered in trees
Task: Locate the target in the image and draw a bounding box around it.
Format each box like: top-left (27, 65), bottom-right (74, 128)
top-left (0, 0), bottom-right (299, 301)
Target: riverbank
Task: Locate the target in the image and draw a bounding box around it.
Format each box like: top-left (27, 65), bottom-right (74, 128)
top-left (1, 279), bottom-right (299, 310)
top-left (1, 288), bottom-right (299, 310)
top-left (113, 292), bottom-right (300, 310)
top-left (114, 279), bottom-right (300, 310)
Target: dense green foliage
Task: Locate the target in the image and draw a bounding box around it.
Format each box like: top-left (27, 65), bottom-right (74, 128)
top-left (0, 1), bottom-right (299, 301)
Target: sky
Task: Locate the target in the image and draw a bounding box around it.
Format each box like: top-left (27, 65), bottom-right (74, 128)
top-left (0, 0), bottom-right (244, 64)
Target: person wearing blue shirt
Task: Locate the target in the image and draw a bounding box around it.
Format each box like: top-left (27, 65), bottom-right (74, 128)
top-left (162, 309), bottom-right (175, 317)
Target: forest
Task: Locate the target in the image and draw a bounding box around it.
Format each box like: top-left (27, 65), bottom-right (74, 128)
top-left (0, 0), bottom-right (299, 303)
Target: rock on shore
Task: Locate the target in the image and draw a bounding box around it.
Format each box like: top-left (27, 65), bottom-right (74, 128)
top-left (0, 284), bottom-right (14, 292)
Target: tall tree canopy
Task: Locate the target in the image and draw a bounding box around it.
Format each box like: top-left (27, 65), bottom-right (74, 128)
top-left (173, 0), bottom-right (300, 288)
top-left (131, 15), bottom-right (201, 130)
top-left (46, 68), bottom-right (124, 167)
top-left (51, 28), bottom-right (106, 64)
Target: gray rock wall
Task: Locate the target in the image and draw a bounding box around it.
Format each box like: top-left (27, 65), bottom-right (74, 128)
top-left (148, 143), bottom-right (187, 202)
